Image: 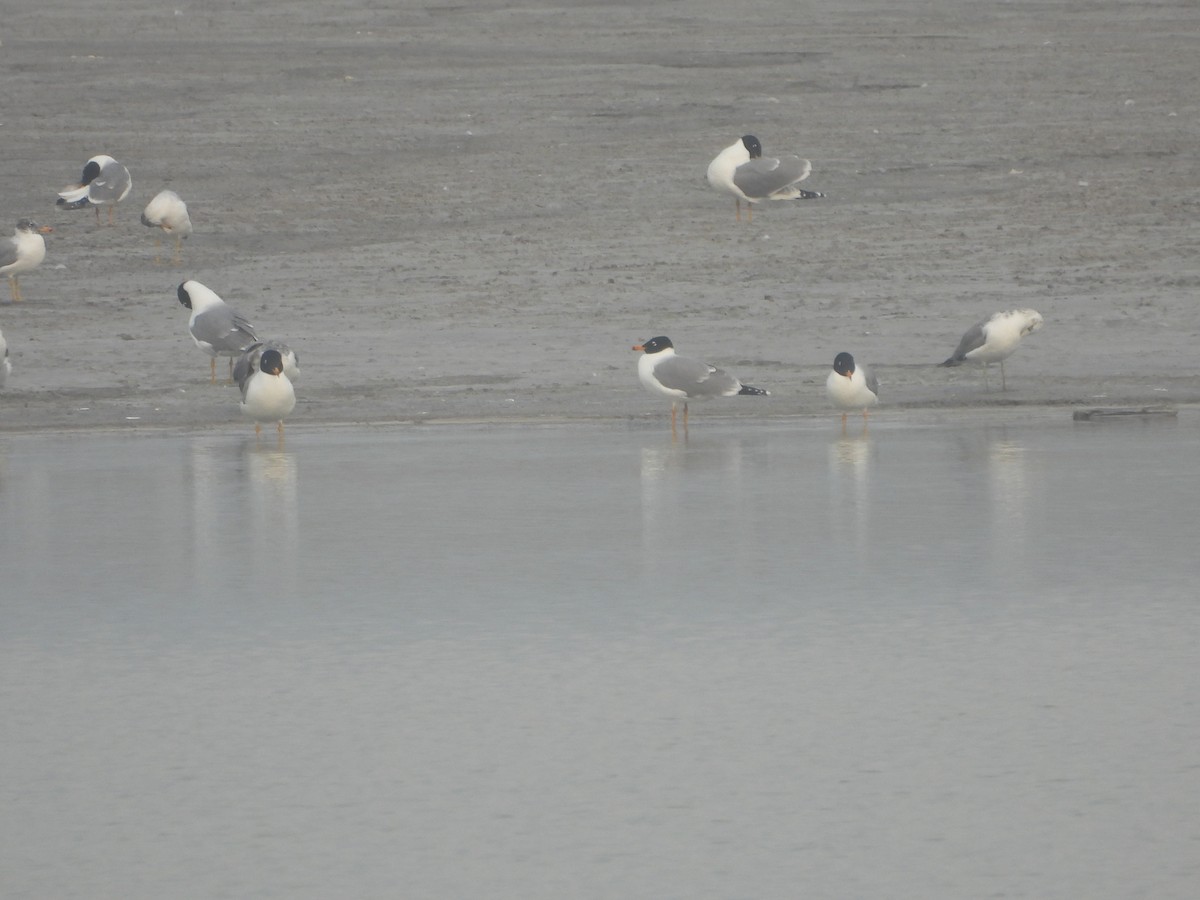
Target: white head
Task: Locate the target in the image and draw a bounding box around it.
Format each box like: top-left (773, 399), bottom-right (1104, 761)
top-left (1014, 309), bottom-right (1044, 336)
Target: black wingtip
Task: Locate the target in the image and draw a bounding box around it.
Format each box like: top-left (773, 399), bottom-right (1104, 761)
top-left (739, 385), bottom-right (770, 396)
top-left (797, 189), bottom-right (824, 200)
top-left (57, 197), bottom-right (92, 210)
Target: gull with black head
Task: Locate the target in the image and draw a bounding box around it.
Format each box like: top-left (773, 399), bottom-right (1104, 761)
top-left (707, 134), bottom-right (823, 222)
top-left (57, 155), bottom-right (132, 226)
top-left (239, 347), bottom-right (296, 440)
top-left (826, 352), bottom-right (879, 431)
top-left (633, 335), bottom-right (768, 436)
top-left (177, 279), bottom-right (258, 383)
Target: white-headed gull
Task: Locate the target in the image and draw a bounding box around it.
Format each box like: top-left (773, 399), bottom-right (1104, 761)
top-left (940, 309), bottom-right (1044, 391)
top-left (141, 189), bottom-right (192, 263)
top-left (0, 219), bottom-right (53, 303)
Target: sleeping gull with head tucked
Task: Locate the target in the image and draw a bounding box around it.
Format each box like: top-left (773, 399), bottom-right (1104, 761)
top-left (141, 189), bottom-right (192, 263)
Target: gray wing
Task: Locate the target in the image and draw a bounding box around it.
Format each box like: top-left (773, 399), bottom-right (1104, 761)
top-left (193, 306), bottom-right (258, 354)
top-left (655, 355), bottom-right (740, 398)
top-left (263, 339), bottom-right (300, 382)
top-left (236, 339), bottom-right (299, 385)
top-left (0, 236), bottom-right (17, 269)
top-left (233, 341), bottom-right (264, 389)
top-left (90, 162), bottom-right (132, 204)
top-left (947, 322), bottom-right (987, 362)
top-left (732, 155), bottom-right (810, 199)
top-left (864, 367), bottom-right (880, 398)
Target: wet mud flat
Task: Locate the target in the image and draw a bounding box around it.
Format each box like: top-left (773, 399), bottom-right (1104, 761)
top-left (0, 0), bottom-right (1196, 434)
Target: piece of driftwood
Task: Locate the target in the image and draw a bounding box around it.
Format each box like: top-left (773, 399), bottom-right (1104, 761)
top-left (1072, 407), bottom-right (1178, 421)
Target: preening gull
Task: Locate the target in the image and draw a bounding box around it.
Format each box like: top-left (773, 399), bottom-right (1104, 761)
top-left (176, 279), bottom-right (259, 383)
top-left (939, 309), bottom-right (1044, 391)
top-left (57, 155), bottom-right (132, 225)
top-left (707, 134), bottom-right (823, 222)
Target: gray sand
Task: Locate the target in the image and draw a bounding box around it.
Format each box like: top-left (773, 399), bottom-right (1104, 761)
top-left (1, 0), bottom-right (1197, 432)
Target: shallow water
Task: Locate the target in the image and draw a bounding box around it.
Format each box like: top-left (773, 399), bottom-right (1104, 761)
top-left (2, 415), bottom-right (1198, 899)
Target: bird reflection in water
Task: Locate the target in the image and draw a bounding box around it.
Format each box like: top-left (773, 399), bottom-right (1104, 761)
top-left (828, 433), bottom-right (872, 553)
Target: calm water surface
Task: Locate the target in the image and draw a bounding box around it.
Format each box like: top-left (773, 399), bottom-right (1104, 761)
top-left (2, 415), bottom-right (1197, 899)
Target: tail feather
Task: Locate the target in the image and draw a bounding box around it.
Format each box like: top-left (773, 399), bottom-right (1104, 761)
top-left (738, 384), bottom-right (769, 396)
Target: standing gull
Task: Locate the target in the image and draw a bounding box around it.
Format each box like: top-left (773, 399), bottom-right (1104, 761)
top-left (57, 155), bottom-right (132, 225)
top-left (0, 219), bottom-right (53, 303)
top-left (825, 352), bottom-right (879, 430)
top-left (707, 134), bottom-right (823, 222)
top-left (239, 347), bottom-right (296, 440)
top-left (633, 335), bottom-right (768, 435)
top-left (177, 280), bottom-right (258, 384)
top-left (939, 309), bottom-right (1044, 391)
top-left (141, 189), bottom-right (192, 263)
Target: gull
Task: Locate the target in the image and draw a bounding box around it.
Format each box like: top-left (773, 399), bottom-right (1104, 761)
top-left (939, 309), bottom-right (1044, 391)
top-left (825, 352), bottom-right (879, 430)
top-left (176, 279), bottom-right (258, 384)
top-left (633, 335), bottom-right (768, 436)
top-left (0, 219), bottom-right (53, 303)
top-left (140, 189), bottom-right (192, 263)
top-left (56, 155), bottom-right (132, 225)
top-left (239, 347), bottom-right (296, 440)
top-left (233, 339), bottom-right (300, 387)
top-left (0, 327), bottom-right (10, 387)
top-left (706, 134), bottom-right (823, 222)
